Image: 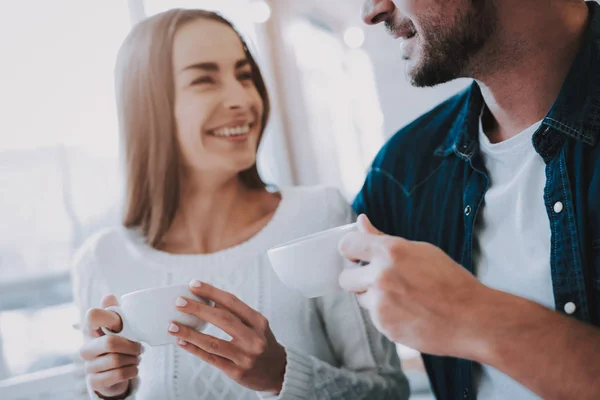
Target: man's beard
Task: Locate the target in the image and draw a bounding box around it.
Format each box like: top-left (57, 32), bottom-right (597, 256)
top-left (392, 2), bottom-right (497, 87)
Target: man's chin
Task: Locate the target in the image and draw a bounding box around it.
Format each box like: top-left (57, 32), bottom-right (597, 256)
top-left (404, 55), bottom-right (436, 88)
top-left (405, 61), bottom-right (428, 88)
top-left (408, 60), bottom-right (461, 88)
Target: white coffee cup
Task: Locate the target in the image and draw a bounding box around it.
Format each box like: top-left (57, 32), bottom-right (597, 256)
top-left (267, 223), bottom-right (358, 298)
top-left (101, 284), bottom-right (209, 347)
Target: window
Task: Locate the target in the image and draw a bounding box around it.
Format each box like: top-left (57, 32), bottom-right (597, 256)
top-left (283, 17), bottom-right (385, 198)
top-left (0, 0), bottom-right (133, 386)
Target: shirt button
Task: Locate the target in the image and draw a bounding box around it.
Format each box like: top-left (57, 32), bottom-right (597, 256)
top-left (463, 388), bottom-right (470, 399)
top-left (464, 205), bottom-right (472, 216)
top-left (553, 201), bottom-right (564, 213)
top-left (564, 302), bottom-right (576, 315)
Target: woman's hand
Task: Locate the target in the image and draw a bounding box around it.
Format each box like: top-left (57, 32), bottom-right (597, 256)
top-left (167, 281), bottom-right (287, 393)
top-left (80, 295), bottom-right (143, 399)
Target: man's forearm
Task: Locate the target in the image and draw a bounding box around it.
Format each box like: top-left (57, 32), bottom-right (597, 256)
top-left (466, 289), bottom-right (600, 400)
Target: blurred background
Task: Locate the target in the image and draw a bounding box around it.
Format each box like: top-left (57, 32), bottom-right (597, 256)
top-left (0, 0), bottom-right (469, 398)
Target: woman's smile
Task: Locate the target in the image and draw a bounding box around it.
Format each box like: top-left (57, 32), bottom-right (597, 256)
top-left (207, 121), bottom-right (256, 142)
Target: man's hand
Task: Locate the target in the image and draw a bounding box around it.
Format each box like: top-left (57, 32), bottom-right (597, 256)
top-left (338, 215), bottom-right (600, 400)
top-left (338, 214), bottom-right (491, 359)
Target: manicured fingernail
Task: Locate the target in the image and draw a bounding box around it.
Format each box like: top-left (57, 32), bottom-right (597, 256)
top-left (178, 339), bottom-right (187, 346)
top-left (140, 346), bottom-right (145, 354)
top-left (175, 297), bottom-right (188, 307)
top-left (168, 323), bottom-right (179, 333)
top-left (190, 280), bottom-right (202, 288)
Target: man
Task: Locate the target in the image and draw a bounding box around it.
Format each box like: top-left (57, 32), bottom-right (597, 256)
top-left (338, 0), bottom-right (600, 399)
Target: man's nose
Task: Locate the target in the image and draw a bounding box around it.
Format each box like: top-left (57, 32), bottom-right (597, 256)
top-left (361, 0), bottom-right (396, 25)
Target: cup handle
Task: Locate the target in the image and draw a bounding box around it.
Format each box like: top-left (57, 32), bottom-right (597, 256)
top-left (100, 305), bottom-right (140, 342)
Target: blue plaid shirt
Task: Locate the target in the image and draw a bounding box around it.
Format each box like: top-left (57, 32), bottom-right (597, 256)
top-left (353, 2), bottom-right (600, 399)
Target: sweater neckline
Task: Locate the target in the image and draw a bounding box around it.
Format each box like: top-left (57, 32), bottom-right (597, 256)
top-left (124, 187), bottom-right (294, 271)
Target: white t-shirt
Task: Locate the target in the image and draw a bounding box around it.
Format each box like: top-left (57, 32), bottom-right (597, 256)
top-left (474, 117), bottom-right (554, 399)
top-left (72, 186), bottom-right (409, 400)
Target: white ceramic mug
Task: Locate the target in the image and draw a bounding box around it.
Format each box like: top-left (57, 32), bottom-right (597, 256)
top-left (101, 284), bottom-right (209, 346)
top-left (267, 223), bottom-right (358, 298)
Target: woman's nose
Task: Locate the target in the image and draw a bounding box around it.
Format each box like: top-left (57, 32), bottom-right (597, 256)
top-left (361, 0), bottom-right (396, 25)
top-left (222, 81), bottom-right (251, 111)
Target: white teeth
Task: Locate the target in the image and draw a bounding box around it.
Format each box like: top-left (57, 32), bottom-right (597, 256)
top-left (211, 124), bottom-right (251, 137)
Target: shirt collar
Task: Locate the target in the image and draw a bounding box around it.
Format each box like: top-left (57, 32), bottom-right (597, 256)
top-left (544, 1), bottom-right (600, 147)
top-left (435, 1), bottom-right (600, 159)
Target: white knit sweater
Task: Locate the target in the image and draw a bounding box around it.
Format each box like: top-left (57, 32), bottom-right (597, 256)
top-left (72, 186), bottom-right (409, 400)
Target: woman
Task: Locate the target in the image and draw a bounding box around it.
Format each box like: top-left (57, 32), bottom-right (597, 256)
top-left (73, 9), bottom-right (409, 400)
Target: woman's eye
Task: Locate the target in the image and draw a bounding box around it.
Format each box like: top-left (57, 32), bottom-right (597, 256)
top-left (237, 72), bottom-right (253, 81)
top-left (191, 76), bottom-right (215, 85)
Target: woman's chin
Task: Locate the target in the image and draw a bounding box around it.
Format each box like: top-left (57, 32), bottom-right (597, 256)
top-left (226, 156), bottom-right (257, 174)
top-left (237, 160), bottom-right (258, 173)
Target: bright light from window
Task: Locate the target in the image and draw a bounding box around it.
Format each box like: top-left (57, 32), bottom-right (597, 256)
top-left (343, 27), bottom-right (365, 49)
top-left (249, 1), bottom-right (271, 24)
top-left (286, 20), bottom-right (384, 198)
top-left (0, 0), bottom-right (131, 383)
top-left (143, 0), bottom-right (260, 47)
top-left (0, 1), bottom-right (130, 157)
top-left (1, 304), bottom-right (82, 376)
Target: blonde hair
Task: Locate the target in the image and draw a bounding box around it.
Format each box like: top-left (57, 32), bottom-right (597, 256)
top-left (115, 9), bottom-right (270, 248)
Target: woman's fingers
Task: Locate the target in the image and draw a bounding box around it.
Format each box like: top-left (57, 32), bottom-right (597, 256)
top-left (85, 353), bottom-right (140, 374)
top-left (188, 282), bottom-right (263, 328)
top-left (100, 295), bottom-right (120, 309)
top-left (87, 365), bottom-right (139, 390)
top-left (80, 335), bottom-right (143, 361)
top-left (176, 297), bottom-right (255, 341)
top-left (168, 322), bottom-right (247, 364)
top-left (84, 308), bottom-right (122, 338)
top-left (174, 335), bottom-right (237, 375)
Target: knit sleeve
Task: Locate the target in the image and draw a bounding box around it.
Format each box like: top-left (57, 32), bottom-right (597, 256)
top-left (71, 236), bottom-right (140, 400)
top-left (257, 291), bottom-right (409, 400)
